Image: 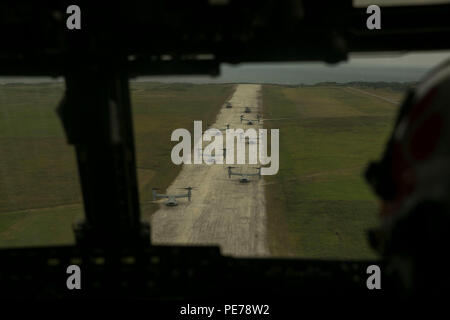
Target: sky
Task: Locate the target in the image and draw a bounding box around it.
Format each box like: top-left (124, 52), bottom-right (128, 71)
top-left (347, 51), bottom-right (450, 68)
top-left (240, 51), bottom-right (450, 69)
top-left (131, 51), bottom-right (450, 85)
top-left (2, 51), bottom-right (449, 85)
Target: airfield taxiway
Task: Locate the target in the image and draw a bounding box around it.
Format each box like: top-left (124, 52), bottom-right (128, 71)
top-left (150, 84), bottom-right (268, 257)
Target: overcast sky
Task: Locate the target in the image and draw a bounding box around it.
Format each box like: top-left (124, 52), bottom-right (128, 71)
top-left (236, 50), bottom-right (450, 70)
top-left (3, 51), bottom-right (448, 85)
top-left (346, 51), bottom-right (450, 68)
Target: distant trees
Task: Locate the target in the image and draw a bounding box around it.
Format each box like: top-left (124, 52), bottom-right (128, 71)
top-left (311, 81), bottom-right (417, 91)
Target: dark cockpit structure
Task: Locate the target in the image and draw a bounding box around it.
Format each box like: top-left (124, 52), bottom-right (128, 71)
top-left (1, 0), bottom-right (449, 302)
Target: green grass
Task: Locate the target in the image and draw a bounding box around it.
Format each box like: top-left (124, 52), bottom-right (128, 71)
top-left (0, 204), bottom-right (83, 247)
top-left (0, 82), bottom-right (234, 247)
top-left (0, 81), bottom-right (401, 256)
top-left (131, 82), bottom-right (235, 219)
top-left (263, 85), bottom-right (400, 259)
top-left (351, 86), bottom-right (406, 102)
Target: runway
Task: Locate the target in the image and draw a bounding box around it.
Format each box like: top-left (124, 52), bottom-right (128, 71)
top-left (150, 84), bottom-right (268, 257)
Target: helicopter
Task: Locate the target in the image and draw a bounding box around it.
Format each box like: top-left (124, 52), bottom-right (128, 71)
top-left (226, 166), bottom-right (261, 183)
top-left (244, 137), bottom-right (258, 145)
top-left (204, 123), bottom-right (230, 136)
top-left (241, 114), bottom-right (290, 125)
top-left (237, 106), bottom-right (251, 113)
top-left (152, 187), bottom-right (195, 206)
top-left (202, 148), bottom-right (226, 163)
top-left (236, 132), bottom-right (258, 145)
top-left (240, 115), bottom-right (259, 125)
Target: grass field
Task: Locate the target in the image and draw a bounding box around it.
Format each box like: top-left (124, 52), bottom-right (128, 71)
top-left (0, 82), bottom-right (233, 247)
top-left (348, 86), bottom-right (406, 103)
top-left (263, 85), bottom-right (404, 259)
top-left (0, 81), bottom-right (403, 258)
top-left (131, 82), bottom-right (234, 220)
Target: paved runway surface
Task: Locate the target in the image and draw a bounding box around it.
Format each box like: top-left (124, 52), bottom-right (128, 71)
top-left (150, 84), bottom-right (268, 257)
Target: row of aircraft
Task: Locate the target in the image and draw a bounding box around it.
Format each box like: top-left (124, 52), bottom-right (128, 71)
top-left (152, 101), bottom-right (263, 206)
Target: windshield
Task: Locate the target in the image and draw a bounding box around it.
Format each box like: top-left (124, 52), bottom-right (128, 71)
top-left (1, 51), bottom-right (449, 260)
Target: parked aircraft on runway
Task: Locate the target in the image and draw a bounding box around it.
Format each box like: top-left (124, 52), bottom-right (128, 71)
top-left (152, 187), bottom-right (195, 206)
top-left (226, 166), bottom-right (261, 183)
top-left (204, 124), bottom-right (230, 136)
top-left (241, 114), bottom-right (290, 125)
top-left (240, 115), bottom-right (259, 125)
top-left (238, 106), bottom-right (251, 113)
